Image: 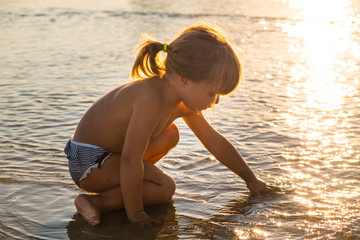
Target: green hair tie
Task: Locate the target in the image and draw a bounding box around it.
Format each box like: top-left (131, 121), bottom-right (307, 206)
top-left (163, 43), bottom-right (168, 52)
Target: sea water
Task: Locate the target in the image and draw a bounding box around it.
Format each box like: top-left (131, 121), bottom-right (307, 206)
top-left (1, 0), bottom-right (359, 239)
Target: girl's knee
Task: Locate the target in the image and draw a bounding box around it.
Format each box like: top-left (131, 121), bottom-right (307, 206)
top-left (163, 175), bottom-right (176, 201)
top-left (144, 123), bottom-right (179, 164)
top-left (168, 123), bottom-right (179, 149)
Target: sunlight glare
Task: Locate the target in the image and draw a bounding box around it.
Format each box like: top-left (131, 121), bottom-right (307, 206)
top-left (234, 228), bottom-right (250, 239)
top-left (279, 2), bottom-right (359, 234)
top-left (281, 0), bottom-right (359, 166)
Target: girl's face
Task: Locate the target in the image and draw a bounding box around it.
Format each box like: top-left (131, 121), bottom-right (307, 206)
top-left (181, 80), bottom-right (220, 112)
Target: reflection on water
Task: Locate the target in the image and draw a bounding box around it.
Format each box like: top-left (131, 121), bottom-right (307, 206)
top-left (280, 0), bottom-right (360, 238)
top-left (282, 0), bottom-right (359, 164)
top-left (1, 0), bottom-right (359, 239)
top-left (65, 202), bottom-right (176, 240)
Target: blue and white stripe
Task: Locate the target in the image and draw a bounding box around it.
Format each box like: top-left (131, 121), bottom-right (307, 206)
top-left (64, 139), bottom-right (111, 187)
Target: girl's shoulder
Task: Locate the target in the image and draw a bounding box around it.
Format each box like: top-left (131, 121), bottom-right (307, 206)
top-left (120, 78), bottom-right (164, 106)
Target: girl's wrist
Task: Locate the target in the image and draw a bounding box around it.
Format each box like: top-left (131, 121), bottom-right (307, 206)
top-left (238, 170), bottom-right (257, 183)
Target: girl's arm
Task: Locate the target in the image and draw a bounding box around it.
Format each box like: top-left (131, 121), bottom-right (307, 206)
top-left (120, 95), bottom-right (160, 225)
top-left (182, 112), bottom-right (270, 196)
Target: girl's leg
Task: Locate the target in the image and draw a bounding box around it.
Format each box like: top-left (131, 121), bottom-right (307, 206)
top-left (80, 123), bottom-right (179, 192)
top-left (75, 124), bottom-right (179, 225)
top-left (75, 160), bottom-right (176, 225)
top-left (143, 123), bottom-right (179, 164)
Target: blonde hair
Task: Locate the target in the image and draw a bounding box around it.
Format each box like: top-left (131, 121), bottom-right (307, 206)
top-left (131, 25), bottom-right (242, 95)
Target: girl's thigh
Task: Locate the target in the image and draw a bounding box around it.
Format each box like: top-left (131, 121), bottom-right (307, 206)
top-left (78, 153), bottom-right (121, 192)
top-left (79, 154), bottom-right (174, 193)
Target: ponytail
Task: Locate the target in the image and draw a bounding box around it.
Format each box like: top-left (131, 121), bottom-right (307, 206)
top-left (131, 25), bottom-right (241, 96)
top-left (131, 40), bottom-right (165, 80)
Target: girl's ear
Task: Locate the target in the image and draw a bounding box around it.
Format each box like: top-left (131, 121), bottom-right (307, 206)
top-left (179, 76), bottom-right (189, 86)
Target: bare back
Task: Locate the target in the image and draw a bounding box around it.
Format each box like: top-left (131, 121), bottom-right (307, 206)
top-left (72, 77), bottom-right (187, 154)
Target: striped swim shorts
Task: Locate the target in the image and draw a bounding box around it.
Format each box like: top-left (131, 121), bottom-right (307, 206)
top-left (64, 139), bottom-right (112, 187)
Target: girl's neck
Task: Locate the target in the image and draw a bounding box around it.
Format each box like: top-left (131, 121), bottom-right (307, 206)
top-left (160, 73), bottom-right (182, 108)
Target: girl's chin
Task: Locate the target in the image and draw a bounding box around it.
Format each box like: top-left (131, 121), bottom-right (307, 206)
top-left (185, 104), bottom-right (208, 113)
top-left (196, 107), bottom-right (208, 113)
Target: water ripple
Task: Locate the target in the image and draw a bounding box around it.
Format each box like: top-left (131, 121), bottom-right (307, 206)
top-left (1, 0), bottom-right (359, 239)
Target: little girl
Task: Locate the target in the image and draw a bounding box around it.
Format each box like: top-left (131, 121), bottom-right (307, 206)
top-left (64, 24), bottom-right (271, 226)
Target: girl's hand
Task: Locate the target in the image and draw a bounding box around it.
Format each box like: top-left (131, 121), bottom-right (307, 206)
top-left (246, 177), bottom-right (279, 197)
top-left (128, 211), bottom-right (161, 227)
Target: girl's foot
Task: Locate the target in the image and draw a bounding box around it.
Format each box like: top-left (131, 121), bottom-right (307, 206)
top-left (74, 194), bottom-right (101, 226)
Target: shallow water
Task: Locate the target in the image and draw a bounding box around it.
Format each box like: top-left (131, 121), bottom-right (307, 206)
top-left (1, 0), bottom-right (360, 239)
